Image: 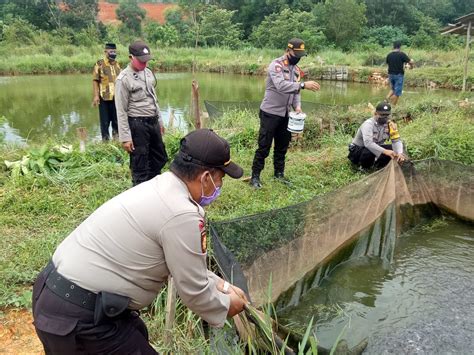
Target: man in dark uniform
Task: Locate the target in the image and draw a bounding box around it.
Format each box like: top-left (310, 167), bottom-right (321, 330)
top-left (385, 41), bottom-right (414, 106)
top-left (92, 43), bottom-right (121, 141)
top-left (348, 101), bottom-right (406, 170)
top-left (32, 129), bottom-right (248, 354)
top-left (115, 40), bottom-right (168, 185)
top-left (250, 38), bottom-right (320, 188)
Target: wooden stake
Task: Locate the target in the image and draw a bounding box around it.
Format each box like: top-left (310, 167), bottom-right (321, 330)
top-left (192, 80), bottom-right (201, 129)
top-left (463, 21), bottom-right (472, 92)
top-left (164, 276), bottom-right (177, 348)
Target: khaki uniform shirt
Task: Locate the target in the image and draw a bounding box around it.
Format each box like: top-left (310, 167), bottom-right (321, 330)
top-left (115, 65), bottom-right (162, 142)
top-left (52, 172), bottom-right (230, 327)
top-left (260, 55), bottom-right (302, 117)
top-left (352, 117), bottom-right (403, 157)
top-left (92, 57), bottom-right (121, 101)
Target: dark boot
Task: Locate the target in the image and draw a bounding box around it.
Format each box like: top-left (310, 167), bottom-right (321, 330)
top-left (274, 171), bottom-right (291, 185)
top-left (249, 174), bottom-right (262, 189)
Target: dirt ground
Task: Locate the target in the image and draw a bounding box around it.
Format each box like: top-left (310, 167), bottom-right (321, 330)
top-left (0, 309), bottom-right (43, 354)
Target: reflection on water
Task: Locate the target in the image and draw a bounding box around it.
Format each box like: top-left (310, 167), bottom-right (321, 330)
top-left (0, 72), bottom-right (459, 143)
top-left (278, 219), bottom-right (474, 353)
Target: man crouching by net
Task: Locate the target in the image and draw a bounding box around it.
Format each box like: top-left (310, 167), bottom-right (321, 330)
top-left (348, 101), bottom-right (406, 170)
top-left (31, 129), bottom-right (248, 354)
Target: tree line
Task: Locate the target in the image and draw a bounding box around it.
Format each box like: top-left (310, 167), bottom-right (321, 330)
top-left (0, 0), bottom-right (471, 51)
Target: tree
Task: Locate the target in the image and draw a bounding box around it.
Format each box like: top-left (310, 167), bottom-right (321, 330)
top-left (0, 0), bottom-right (59, 31)
top-left (363, 26), bottom-right (410, 47)
top-left (410, 16), bottom-right (441, 48)
top-left (315, 0), bottom-right (367, 50)
top-left (251, 9), bottom-right (327, 52)
top-left (144, 21), bottom-right (179, 47)
top-left (215, 0), bottom-right (321, 38)
top-left (200, 6), bottom-right (243, 48)
top-left (364, 0), bottom-right (422, 35)
top-left (59, 0), bottom-right (99, 32)
top-left (164, 8), bottom-right (194, 47)
top-left (2, 18), bottom-right (37, 45)
top-left (116, 0), bottom-right (146, 35)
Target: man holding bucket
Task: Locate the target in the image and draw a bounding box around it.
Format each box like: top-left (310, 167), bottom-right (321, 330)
top-left (249, 38), bottom-right (320, 189)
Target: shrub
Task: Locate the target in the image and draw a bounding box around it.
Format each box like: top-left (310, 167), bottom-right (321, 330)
top-left (144, 22), bottom-right (179, 47)
top-left (363, 26), bottom-right (410, 47)
top-left (199, 6), bottom-right (243, 49)
top-left (251, 9), bottom-right (327, 52)
top-left (73, 25), bottom-right (100, 47)
top-left (2, 18), bottom-right (37, 45)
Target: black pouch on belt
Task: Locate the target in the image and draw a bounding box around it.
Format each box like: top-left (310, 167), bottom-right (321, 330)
top-left (94, 291), bottom-right (130, 325)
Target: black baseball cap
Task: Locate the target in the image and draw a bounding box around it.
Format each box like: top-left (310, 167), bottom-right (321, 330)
top-left (129, 40), bottom-right (152, 62)
top-left (376, 101), bottom-right (391, 115)
top-left (105, 43), bottom-right (116, 49)
top-left (288, 38), bottom-right (307, 58)
top-left (179, 129), bottom-right (243, 179)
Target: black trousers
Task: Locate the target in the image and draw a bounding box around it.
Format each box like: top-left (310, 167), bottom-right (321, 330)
top-left (99, 98), bottom-right (118, 141)
top-left (32, 264), bottom-right (157, 355)
top-left (251, 110), bottom-right (291, 176)
top-left (348, 144), bottom-right (392, 169)
top-left (129, 116), bottom-right (168, 186)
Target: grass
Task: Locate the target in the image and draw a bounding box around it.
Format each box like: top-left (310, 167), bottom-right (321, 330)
top-left (0, 98), bottom-right (473, 352)
top-left (0, 44), bottom-right (471, 89)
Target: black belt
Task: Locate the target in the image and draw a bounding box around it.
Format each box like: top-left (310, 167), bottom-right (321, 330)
top-left (128, 116), bottom-right (158, 123)
top-left (45, 262), bottom-right (97, 311)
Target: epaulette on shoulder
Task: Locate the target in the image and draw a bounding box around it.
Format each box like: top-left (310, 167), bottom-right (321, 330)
top-left (116, 70), bottom-right (127, 80)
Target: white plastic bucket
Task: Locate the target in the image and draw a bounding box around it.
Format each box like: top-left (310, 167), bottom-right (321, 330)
top-left (287, 111), bottom-right (306, 133)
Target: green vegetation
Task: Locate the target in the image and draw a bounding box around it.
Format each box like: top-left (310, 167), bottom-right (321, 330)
top-left (0, 98), bottom-right (472, 352)
top-left (0, 0), bottom-right (471, 90)
top-left (0, 44), bottom-right (471, 89)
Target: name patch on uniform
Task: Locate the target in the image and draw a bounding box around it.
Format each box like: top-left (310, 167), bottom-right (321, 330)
top-left (199, 220), bottom-right (207, 253)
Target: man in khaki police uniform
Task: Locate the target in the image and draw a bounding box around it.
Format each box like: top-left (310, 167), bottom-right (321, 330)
top-left (348, 101), bottom-right (406, 170)
top-left (250, 38), bottom-right (321, 188)
top-left (92, 43), bottom-right (121, 141)
top-left (115, 40), bottom-right (168, 185)
top-left (32, 129), bottom-right (248, 354)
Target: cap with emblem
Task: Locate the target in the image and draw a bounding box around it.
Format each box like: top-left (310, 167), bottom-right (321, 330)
top-left (287, 38), bottom-right (307, 58)
top-left (105, 43), bottom-right (116, 49)
top-left (375, 101), bottom-right (391, 115)
top-left (129, 40), bottom-right (152, 63)
top-left (179, 129), bottom-right (244, 179)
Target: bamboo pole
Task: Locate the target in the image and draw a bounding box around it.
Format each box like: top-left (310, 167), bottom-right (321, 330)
top-left (192, 80), bottom-right (201, 129)
top-left (164, 276), bottom-right (177, 348)
top-left (76, 127), bottom-right (87, 152)
top-left (463, 21), bottom-right (472, 92)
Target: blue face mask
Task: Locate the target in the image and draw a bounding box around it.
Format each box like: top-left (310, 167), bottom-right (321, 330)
top-left (108, 52), bottom-right (117, 60)
top-left (199, 173), bottom-right (221, 207)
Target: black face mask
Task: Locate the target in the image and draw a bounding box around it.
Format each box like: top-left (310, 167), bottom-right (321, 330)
top-left (377, 115), bottom-right (389, 124)
top-left (288, 54), bottom-right (300, 66)
top-left (108, 53), bottom-right (117, 60)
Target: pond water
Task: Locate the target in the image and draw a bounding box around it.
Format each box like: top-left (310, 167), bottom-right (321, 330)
top-left (278, 219), bottom-right (474, 354)
top-left (0, 72), bottom-right (460, 144)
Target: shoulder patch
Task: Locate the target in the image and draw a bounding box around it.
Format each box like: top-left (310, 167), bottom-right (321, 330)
top-left (274, 64), bottom-right (282, 73)
top-left (97, 59), bottom-right (104, 66)
top-left (199, 219), bottom-right (207, 253)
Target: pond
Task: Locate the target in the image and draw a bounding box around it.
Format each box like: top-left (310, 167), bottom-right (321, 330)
top-left (278, 219), bottom-right (474, 354)
top-left (0, 72), bottom-right (461, 144)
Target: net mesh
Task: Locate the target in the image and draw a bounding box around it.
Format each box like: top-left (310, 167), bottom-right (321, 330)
top-left (210, 159), bottom-right (473, 308)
